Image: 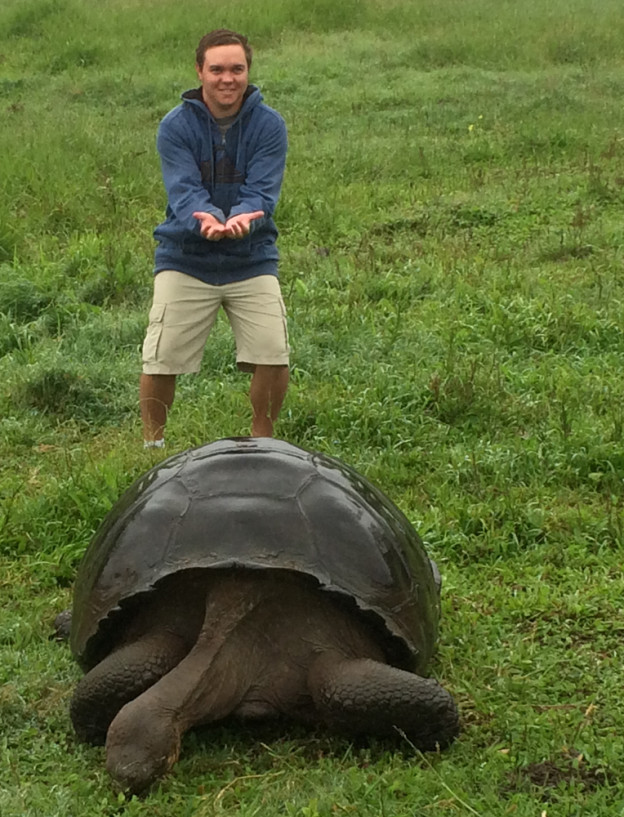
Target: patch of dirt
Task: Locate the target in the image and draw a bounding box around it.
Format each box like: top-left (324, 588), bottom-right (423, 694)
top-left (503, 754), bottom-right (614, 802)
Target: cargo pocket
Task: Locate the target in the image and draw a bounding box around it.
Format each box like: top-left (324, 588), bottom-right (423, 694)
top-left (142, 303), bottom-right (166, 365)
top-left (279, 294), bottom-right (290, 353)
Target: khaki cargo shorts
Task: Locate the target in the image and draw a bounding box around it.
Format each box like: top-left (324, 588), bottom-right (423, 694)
top-left (142, 270), bottom-right (290, 375)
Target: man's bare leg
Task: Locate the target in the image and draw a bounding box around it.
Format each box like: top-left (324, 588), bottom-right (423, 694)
top-left (140, 374), bottom-right (176, 442)
top-left (249, 365), bottom-right (289, 437)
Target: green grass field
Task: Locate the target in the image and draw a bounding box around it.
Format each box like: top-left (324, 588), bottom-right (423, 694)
top-left (1, 0), bottom-right (623, 814)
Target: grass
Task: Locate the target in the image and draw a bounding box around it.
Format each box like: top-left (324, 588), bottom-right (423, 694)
top-left (1, 0), bottom-right (624, 813)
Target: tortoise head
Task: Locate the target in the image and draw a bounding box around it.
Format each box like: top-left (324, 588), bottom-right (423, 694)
top-left (105, 701), bottom-right (182, 795)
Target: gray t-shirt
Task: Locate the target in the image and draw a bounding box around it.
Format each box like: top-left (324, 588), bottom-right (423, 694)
top-left (215, 114), bottom-right (237, 139)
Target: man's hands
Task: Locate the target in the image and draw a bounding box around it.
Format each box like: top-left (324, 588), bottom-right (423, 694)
top-left (224, 212), bottom-right (265, 239)
top-left (192, 210), bottom-right (264, 241)
top-left (192, 212), bottom-right (226, 241)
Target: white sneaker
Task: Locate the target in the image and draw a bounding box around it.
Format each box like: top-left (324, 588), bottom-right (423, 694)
top-left (143, 439), bottom-right (165, 449)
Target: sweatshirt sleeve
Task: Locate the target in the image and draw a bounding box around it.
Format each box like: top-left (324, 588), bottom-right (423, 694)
top-left (228, 112), bottom-right (288, 231)
top-left (156, 112), bottom-right (226, 231)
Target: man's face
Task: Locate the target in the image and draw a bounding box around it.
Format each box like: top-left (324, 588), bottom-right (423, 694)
top-left (195, 44), bottom-right (249, 118)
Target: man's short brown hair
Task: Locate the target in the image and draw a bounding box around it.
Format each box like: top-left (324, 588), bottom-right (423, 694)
top-left (195, 29), bottom-right (253, 70)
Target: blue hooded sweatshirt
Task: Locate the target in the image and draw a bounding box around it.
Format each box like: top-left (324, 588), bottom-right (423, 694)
top-left (153, 85), bottom-right (288, 284)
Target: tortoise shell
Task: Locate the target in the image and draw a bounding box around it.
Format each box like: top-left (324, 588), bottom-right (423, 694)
top-left (70, 438), bottom-right (440, 673)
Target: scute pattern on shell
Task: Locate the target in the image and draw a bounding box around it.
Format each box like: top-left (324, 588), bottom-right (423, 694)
top-left (70, 438), bottom-right (440, 673)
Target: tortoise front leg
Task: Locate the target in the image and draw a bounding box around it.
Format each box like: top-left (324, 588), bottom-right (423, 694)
top-left (70, 631), bottom-right (191, 745)
top-left (308, 655), bottom-right (459, 751)
top-left (70, 571), bottom-right (209, 745)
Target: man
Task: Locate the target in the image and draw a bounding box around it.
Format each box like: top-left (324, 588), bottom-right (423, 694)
top-left (140, 29), bottom-right (289, 446)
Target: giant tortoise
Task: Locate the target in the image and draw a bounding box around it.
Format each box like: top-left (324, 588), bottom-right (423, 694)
top-left (66, 437), bottom-right (459, 793)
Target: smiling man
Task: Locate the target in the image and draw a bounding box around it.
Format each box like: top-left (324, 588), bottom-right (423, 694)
top-left (140, 30), bottom-right (289, 445)
top-left (198, 42), bottom-right (248, 116)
